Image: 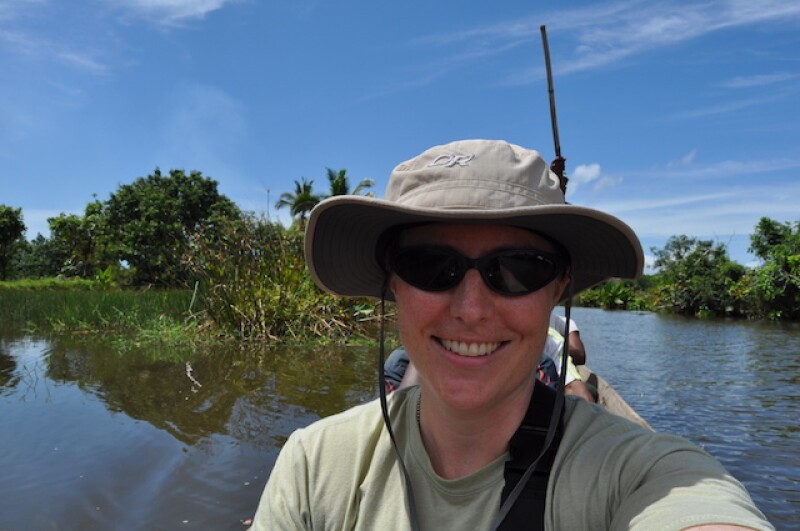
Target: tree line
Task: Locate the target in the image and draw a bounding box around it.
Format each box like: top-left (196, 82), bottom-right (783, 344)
top-left (581, 223), bottom-right (800, 321)
top-left (1, 167), bottom-right (798, 333)
top-left (0, 167), bottom-right (373, 285)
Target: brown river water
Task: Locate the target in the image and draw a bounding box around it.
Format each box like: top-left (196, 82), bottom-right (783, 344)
top-left (1, 307), bottom-right (798, 530)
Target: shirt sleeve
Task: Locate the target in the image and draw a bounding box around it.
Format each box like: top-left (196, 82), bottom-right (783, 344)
top-left (567, 317), bottom-right (579, 334)
top-left (616, 440), bottom-right (774, 531)
top-left (552, 402), bottom-right (774, 531)
top-left (250, 431), bottom-right (313, 530)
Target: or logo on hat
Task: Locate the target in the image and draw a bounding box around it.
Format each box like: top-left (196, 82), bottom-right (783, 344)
top-left (427, 153), bottom-right (475, 168)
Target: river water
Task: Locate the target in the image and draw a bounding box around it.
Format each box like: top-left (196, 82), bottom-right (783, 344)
top-left (1, 308), bottom-right (798, 530)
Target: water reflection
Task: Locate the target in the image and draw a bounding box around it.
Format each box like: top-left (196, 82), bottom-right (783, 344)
top-left (1, 312), bottom-right (798, 529)
top-left (0, 330), bottom-right (378, 529)
top-left (39, 337), bottom-right (377, 445)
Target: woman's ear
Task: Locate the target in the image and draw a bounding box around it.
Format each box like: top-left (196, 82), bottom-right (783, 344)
top-left (388, 273), bottom-right (400, 299)
top-left (551, 272), bottom-right (571, 305)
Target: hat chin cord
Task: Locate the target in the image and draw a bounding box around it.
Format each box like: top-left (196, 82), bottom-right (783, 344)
top-left (378, 280), bottom-right (421, 531)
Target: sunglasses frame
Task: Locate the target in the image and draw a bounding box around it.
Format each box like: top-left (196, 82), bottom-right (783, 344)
top-left (390, 245), bottom-right (567, 296)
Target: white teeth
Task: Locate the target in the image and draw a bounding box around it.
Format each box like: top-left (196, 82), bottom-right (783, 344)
top-left (441, 339), bottom-right (500, 357)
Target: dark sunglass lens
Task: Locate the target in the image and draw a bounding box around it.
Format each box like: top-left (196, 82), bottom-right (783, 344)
top-left (485, 251), bottom-right (558, 294)
top-left (393, 248), bottom-right (464, 291)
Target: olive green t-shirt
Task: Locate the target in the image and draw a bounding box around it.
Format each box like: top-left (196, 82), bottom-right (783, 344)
top-left (251, 386), bottom-right (772, 531)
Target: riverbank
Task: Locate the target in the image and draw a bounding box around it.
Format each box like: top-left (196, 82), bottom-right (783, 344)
top-left (0, 279), bottom-right (380, 353)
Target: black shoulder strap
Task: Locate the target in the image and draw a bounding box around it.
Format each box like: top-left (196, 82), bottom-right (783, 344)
top-left (497, 379), bottom-right (564, 531)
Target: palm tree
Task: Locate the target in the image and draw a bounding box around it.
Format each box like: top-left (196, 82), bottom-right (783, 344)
top-left (274, 178), bottom-right (320, 229)
top-left (326, 168), bottom-right (375, 198)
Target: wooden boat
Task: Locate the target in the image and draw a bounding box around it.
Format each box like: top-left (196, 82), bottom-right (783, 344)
top-left (577, 365), bottom-right (652, 430)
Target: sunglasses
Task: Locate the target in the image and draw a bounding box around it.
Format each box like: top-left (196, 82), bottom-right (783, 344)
top-left (390, 246), bottom-right (566, 296)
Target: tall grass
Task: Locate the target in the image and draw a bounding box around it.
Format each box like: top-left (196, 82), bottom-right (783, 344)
top-left (0, 286), bottom-right (194, 334)
top-left (2, 217), bottom-right (380, 345)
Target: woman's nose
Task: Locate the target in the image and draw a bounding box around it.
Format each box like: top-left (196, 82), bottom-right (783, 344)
top-left (449, 269), bottom-right (493, 323)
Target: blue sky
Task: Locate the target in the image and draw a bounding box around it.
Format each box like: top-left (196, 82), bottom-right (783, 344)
top-left (1, 0), bottom-right (798, 270)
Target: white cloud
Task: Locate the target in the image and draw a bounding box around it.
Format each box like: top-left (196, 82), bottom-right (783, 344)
top-left (572, 162), bottom-right (601, 183)
top-left (555, 0), bottom-right (800, 75)
top-left (667, 149), bottom-right (697, 167)
top-left (110, 0), bottom-right (241, 25)
top-left (423, 0), bottom-right (800, 85)
top-left (0, 28), bottom-right (108, 75)
top-left (591, 178), bottom-right (800, 243)
top-left (593, 176), bottom-right (624, 192)
top-left (56, 50), bottom-right (108, 75)
top-left (649, 157), bottom-right (800, 179)
top-left (672, 94), bottom-right (784, 120)
top-left (564, 163), bottom-right (628, 196)
top-left (568, 162), bottom-right (601, 195)
top-left (722, 72), bottom-right (799, 88)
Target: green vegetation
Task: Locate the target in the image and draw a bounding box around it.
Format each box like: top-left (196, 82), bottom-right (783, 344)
top-left (579, 218), bottom-right (800, 320)
top-left (0, 284), bottom-right (191, 331)
top-left (1, 166), bottom-right (797, 349)
top-left (274, 167), bottom-right (374, 230)
top-left (0, 284), bottom-right (209, 355)
top-left (5, 168), bottom-right (239, 287)
top-left (0, 167), bottom-right (379, 345)
top-left (183, 214), bottom-right (376, 342)
top-left (0, 205), bottom-right (26, 280)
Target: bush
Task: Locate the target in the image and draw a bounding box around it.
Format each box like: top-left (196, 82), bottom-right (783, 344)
top-left (184, 215), bottom-right (376, 342)
top-left (578, 280), bottom-right (650, 311)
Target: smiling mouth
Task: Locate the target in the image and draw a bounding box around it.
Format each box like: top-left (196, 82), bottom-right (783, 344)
top-left (439, 338), bottom-right (503, 357)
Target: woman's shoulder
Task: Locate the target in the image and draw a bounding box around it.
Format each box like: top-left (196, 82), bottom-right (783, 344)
top-left (561, 397), bottom-right (695, 459)
top-left (291, 386), bottom-right (418, 447)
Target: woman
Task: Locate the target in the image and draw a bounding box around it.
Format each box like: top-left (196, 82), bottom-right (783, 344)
top-left (251, 139), bottom-right (771, 530)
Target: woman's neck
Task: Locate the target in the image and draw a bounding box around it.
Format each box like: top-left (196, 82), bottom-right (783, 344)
top-left (417, 381), bottom-right (535, 479)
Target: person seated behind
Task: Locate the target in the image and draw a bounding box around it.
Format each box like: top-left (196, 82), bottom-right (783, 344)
top-left (251, 139), bottom-right (771, 530)
top-left (538, 327), bottom-right (595, 402)
top-left (384, 327), bottom-right (596, 402)
top-left (550, 312), bottom-right (586, 365)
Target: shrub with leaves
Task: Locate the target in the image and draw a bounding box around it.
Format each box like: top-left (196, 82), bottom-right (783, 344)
top-left (651, 235), bottom-right (745, 317)
top-left (184, 215), bottom-right (376, 342)
top-left (745, 217), bottom-right (800, 320)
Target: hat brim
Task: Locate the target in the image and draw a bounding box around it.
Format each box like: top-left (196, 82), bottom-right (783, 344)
top-left (305, 195), bottom-right (644, 300)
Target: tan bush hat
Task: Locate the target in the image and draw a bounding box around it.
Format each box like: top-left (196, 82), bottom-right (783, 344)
top-left (305, 139), bottom-right (643, 299)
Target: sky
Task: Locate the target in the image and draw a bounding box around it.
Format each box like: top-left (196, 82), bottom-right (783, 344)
top-left (1, 0), bottom-right (798, 271)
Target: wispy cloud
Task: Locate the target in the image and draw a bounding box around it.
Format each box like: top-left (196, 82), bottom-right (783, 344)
top-left (671, 94), bottom-right (782, 120)
top-left (0, 0), bottom-right (47, 22)
top-left (568, 162), bottom-right (602, 195)
top-left (0, 29), bottom-right (109, 74)
top-left (592, 184), bottom-right (799, 239)
top-left (667, 149), bottom-right (697, 167)
top-left (417, 0), bottom-right (800, 85)
top-left (721, 72), bottom-right (799, 88)
top-left (56, 50), bottom-right (108, 75)
top-left (554, 0), bottom-right (800, 75)
top-left (646, 156), bottom-right (800, 179)
top-left (109, 0), bottom-right (242, 26)
top-left (580, 158), bottom-right (800, 243)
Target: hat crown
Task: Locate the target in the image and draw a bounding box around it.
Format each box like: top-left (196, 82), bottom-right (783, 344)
top-left (304, 138), bottom-right (643, 299)
top-left (386, 140), bottom-right (565, 210)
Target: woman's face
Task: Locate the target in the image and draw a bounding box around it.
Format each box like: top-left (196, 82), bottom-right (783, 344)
top-left (390, 223), bottom-right (569, 414)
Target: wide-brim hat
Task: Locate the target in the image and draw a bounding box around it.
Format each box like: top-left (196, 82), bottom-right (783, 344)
top-left (305, 139), bottom-right (644, 299)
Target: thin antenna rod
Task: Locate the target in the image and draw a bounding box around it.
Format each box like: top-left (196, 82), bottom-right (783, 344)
top-left (540, 25), bottom-right (568, 195)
